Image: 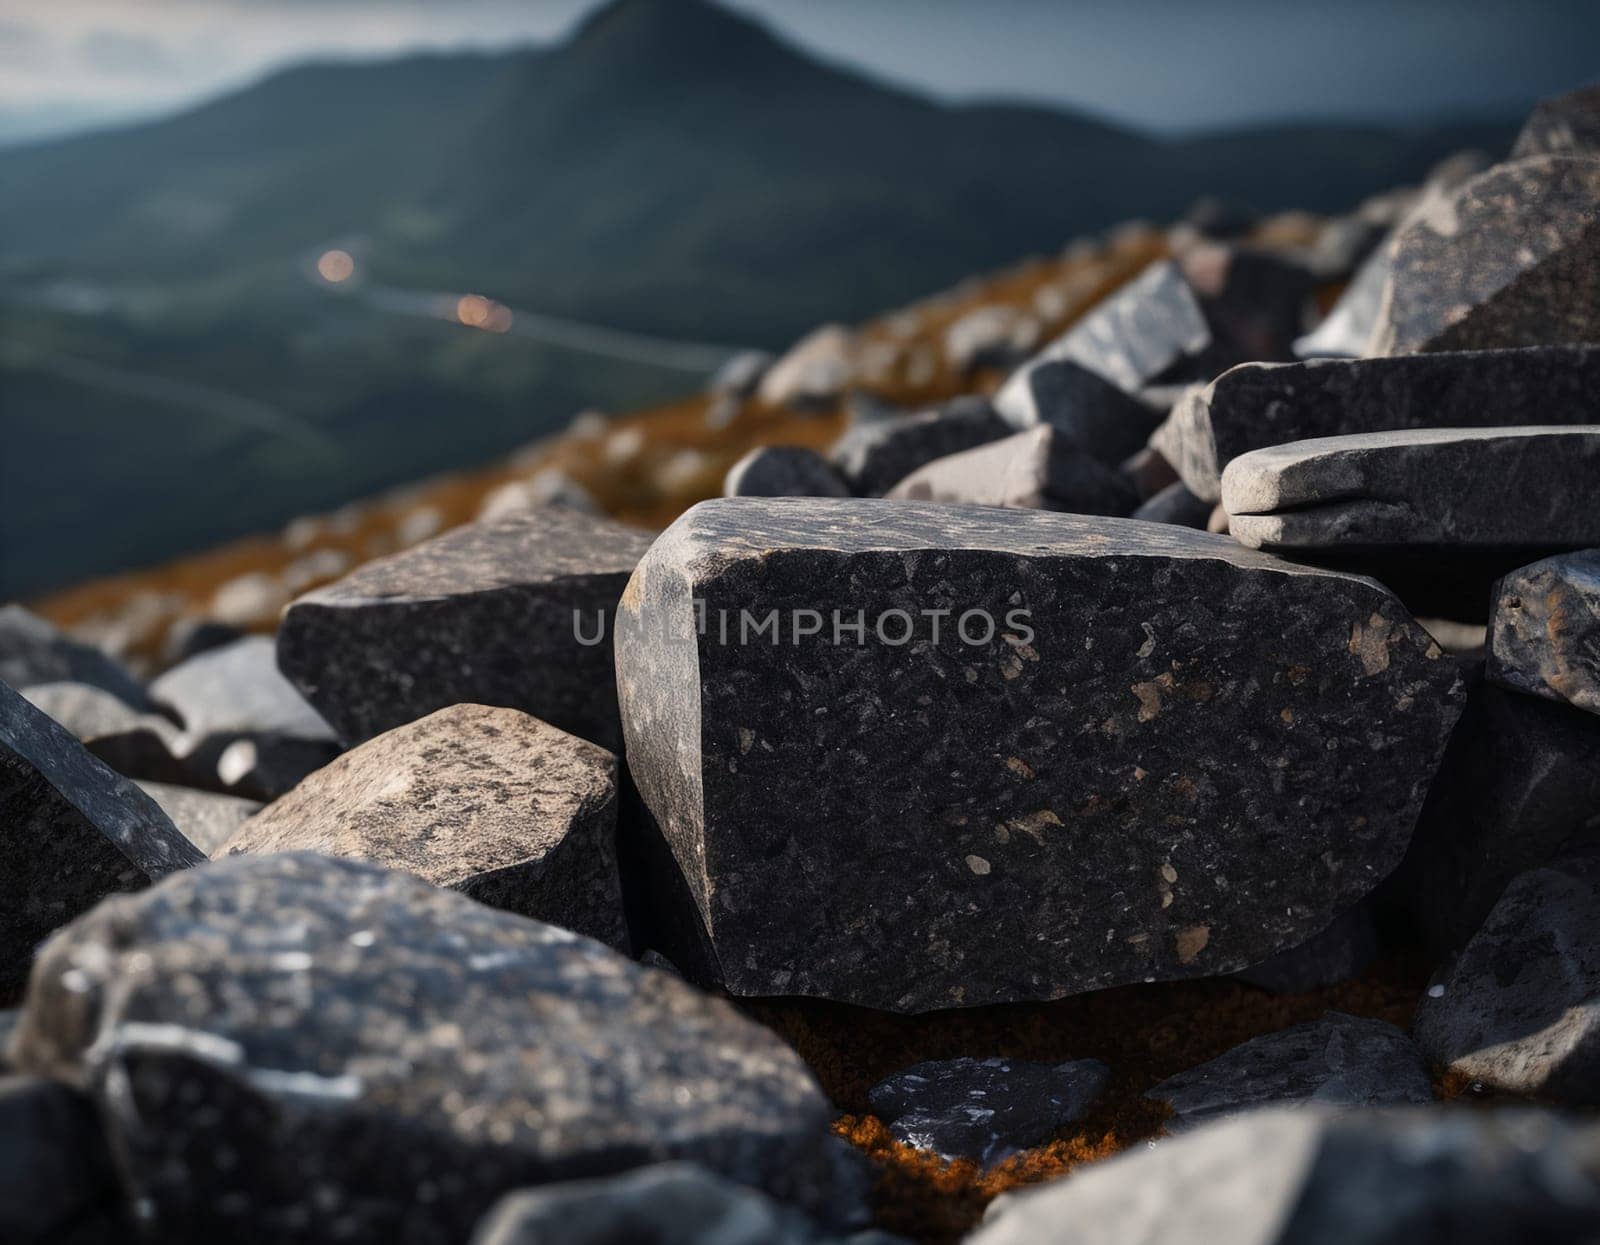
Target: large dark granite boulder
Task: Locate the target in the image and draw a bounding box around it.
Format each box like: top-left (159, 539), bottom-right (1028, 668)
top-left (0, 606), bottom-right (150, 712)
top-left (615, 499), bottom-right (1464, 1012)
top-left (886, 427), bottom-right (1137, 515)
top-left (828, 397), bottom-right (1011, 496)
top-left (9, 853), bottom-right (838, 1241)
top-left (278, 509), bottom-right (655, 751)
top-left (219, 704), bottom-right (628, 949)
top-left (1487, 550), bottom-right (1600, 718)
top-left (1510, 83), bottom-right (1600, 161)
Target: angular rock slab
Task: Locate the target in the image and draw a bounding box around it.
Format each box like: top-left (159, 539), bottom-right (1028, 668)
top-left (1415, 856), bottom-right (1600, 1103)
top-left (219, 704), bottom-right (627, 949)
top-left (1223, 427), bottom-right (1600, 551)
top-left (1158, 345), bottom-right (1600, 502)
top-left (1487, 550), bottom-right (1600, 717)
top-left (1511, 84), bottom-right (1600, 162)
top-left (1146, 1012), bottom-right (1433, 1132)
top-left (1371, 156), bottom-right (1600, 355)
top-left (615, 499), bottom-right (1464, 1011)
top-left (992, 358), bottom-right (1163, 465)
top-left (887, 427), bottom-right (1137, 516)
top-left (0, 606), bottom-right (150, 711)
top-left (136, 781), bottom-right (260, 857)
top-left (724, 446), bottom-right (849, 499)
top-left (0, 680), bottom-right (202, 997)
top-left (970, 1107), bottom-right (1600, 1245)
top-left (829, 397), bottom-right (1010, 496)
top-left (867, 1056), bottom-right (1109, 1166)
top-left (279, 508), bottom-right (655, 751)
top-left (10, 853), bottom-right (837, 1241)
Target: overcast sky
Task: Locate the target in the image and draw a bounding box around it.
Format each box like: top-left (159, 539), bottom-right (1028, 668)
top-left (2, 0), bottom-right (1595, 142)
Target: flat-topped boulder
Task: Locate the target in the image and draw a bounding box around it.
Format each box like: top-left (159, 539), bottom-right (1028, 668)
top-left (615, 499), bottom-right (1464, 1011)
top-left (886, 427), bottom-right (1137, 515)
top-left (219, 704), bottom-right (627, 949)
top-left (1223, 427), bottom-right (1600, 551)
top-left (828, 397), bottom-right (1010, 496)
top-left (278, 508), bottom-right (655, 751)
top-left (1510, 84), bottom-right (1600, 160)
top-left (10, 853), bottom-right (838, 1241)
top-left (1487, 551), bottom-right (1600, 717)
top-left (1156, 346), bottom-right (1600, 501)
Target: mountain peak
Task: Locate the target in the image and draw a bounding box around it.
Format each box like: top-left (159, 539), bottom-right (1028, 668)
top-left (567, 0), bottom-right (791, 70)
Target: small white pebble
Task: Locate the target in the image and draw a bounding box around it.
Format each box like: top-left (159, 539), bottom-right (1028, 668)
top-left (1427, 983), bottom-right (1446, 998)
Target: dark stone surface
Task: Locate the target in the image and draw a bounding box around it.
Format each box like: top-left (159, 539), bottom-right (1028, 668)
top-left (220, 704), bottom-right (628, 950)
top-left (1222, 427), bottom-right (1600, 551)
top-left (1372, 155), bottom-right (1600, 355)
top-left (0, 606), bottom-right (150, 711)
top-left (887, 427), bottom-right (1137, 516)
top-left (1414, 855), bottom-right (1600, 1103)
top-left (992, 359), bottom-right (1163, 465)
top-left (136, 781), bottom-right (260, 856)
top-left (615, 498), bottom-right (1464, 1011)
top-left (278, 508), bottom-right (655, 751)
top-left (1120, 444), bottom-right (1181, 500)
top-left (1131, 481), bottom-right (1213, 530)
top-left (1232, 905), bottom-right (1377, 994)
top-left (22, 681), bottom-right (188, 784)
top-left (1487, 550), bottom-right (1600, 718)
top-left (0, 1075), bottom-right (123, 1243)
top-left (867, 1056), bottom-right (1109, 1166)
top-left (1146, 1013), bottom-right (1433, 1132)
top-left (1511, 83), bottom-right (1600, 161)
top-left (970, 1107), bottom-right (1600, 1245)
top-left (161, 617), bottom-right (246, 668)
top-left (10, 853), bottom-right (838, 1241)
top-left (828, 397), bottom-right (1010, 496)
top-left (1177, 242), bottom-right (1315, 369)
top-left (0, 679), bottom-right (202, 998)
top-left (1157, 345), bottom-right (1600, 502)
top-left (725, 446), bottom-right (850, 499)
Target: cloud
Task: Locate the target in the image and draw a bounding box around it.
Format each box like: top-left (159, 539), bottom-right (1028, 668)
top-left (79, 29), bottom-right (180, 76)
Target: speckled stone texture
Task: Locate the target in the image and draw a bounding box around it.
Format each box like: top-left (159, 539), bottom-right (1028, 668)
top-left (1146, 1012), bottom-right (1433, 1132)
top-left (22, 682), bottom-right (187, 785)
top-left (867, 1056), bottom-right (1109, 1167)
top-left (136, 781), bottom-right (260, 856)
top-left (724, 446), bottom-right (849, 499)
top-left (219, 704), bottom-right (628, 949)
top-left (0, 605), bottom-right (150, 711)
top-left (0, 1075), bottom-right (123, 1242)
top-left (992, 359), bottom-right (1162, 465)
top-left (1415, 856), bottom-right (1600, 1104)
top-left (1222, 427), bottom-right (1600, 551)
top-left (1371, 156), bottom-right (1600, 356)
top-left (1156, 345), bottom-right (1600, 501)
top-left (1487, 551), bottom-right (1600, 717)
top-left (615, 498), bottom-right (1464, 1012)
top-left (828, 397), bottom-right (1011, 496)
top-left (887, 427), bottom-right (1137, 515)
top-left (970, 1107), bottom-right (1600, 1245)
top-left (0, 680), bottom-right (202, 998)
top-left (1511, 84), bottom-right (1600, 161)
top-left (10, 853), bottom-right (838, 1241)
top-left (278, 508), bottom-right (655, 751)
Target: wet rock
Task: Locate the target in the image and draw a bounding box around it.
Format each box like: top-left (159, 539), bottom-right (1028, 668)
top-left (867, 1056), bottom-right (1109, 1166)
top-left (1414, 855), bottom-right (1600, 1103)
top-left (1157, 345), bottom-right (1600, 502)
top-left (829, 397), bottom-right (1010, 496)
top-left (219, 705), bottom-right (627, 949)
top-left (1223, 427), bottom-right (1600, 551)
top-left (21, 682), bottom-right (187, 784)
top-left (758, 325), bottom-right (853, 410)
top-left (1146, 1013), bottom-right (1433, 1132)
top-left (887, 427), bottom-right (1137, 516)
top-left (971, 1106), bottom-right (1600, 1245)
top-left (1131, 482), bottom-right (1213, 530)
top-left (134, 781), bottom-right (261, 857)
top-left (278, 508), bottom-right (654, 751)
top-left (0, 1075), bottom-right (122, 1243)
top-left (724, 446), bottom-right (850, 499)
top-left (1233, 905), bottom-right (1378, 994)
top-left (10, 853), bottom-right (838, 1241)
top-left (1372, 156), bottom-right (1600, 355)
top-left (615, 499), bottom-right (1464, 1011)
top-left (993, 359), bottom-right (1163, 465)
top-left (1511, 83), bottom-right (1600, 161)
top-left (1487, 551), bottom-right (1600, 717)
top-left (0, 680), bottom-right (202, 997)
top-left (0, 606), bottom-right (149, 711)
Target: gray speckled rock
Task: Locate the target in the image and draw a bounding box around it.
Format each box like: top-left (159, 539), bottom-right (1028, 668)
top-left (1511, 83), bottom-right (1600, 161)
top-left (615, 498), bottom-right (1464, 1012)
top-left (1146, 1013), bottom-right (1433, 1132)
top-left (1223, 427), bottom-right (1600, 551)
top-left (992, 359), bottom-right (1163, 465)
top-left (1372, 156), bottom-right (1600, 355)
top-left (10, 853), bottom-right (838, 1241)
top-left (136, 781), bottom-right (260, 856)
top-left (0, 606), bottom-right (150, 711)
top-left (1232, 905), bottom-right (1377, 994)
top-left (1131, 482), bottom-right (1213, 530)
top-left (828, 398), bottom-right (1010, 496)
top-left (22, 682), bottom-right (187, 784)
top-left (0, 680), bottom-right (202, 998)
top-left (970, 1107), bottom-right (1600, 1245)
top-left (1158, 346), bottom-right (1600, 502)
top-left (1487, 551), bottom-right (1600, 717)
top-left (219, 704), bottom-right (627, 950)
top-left (887, 427), bottom-right (1137, 516)
top-left (1415, 856), bottom-right (1600, 1103)
top-left (0, 1075), bottom-right (123, 1242)
top-left (867, 1056), bottom-right (1109, 1166)
top-left (279, 509), bottom-right (655, 752)
top-left (724, 446), bottom-right (850, 498)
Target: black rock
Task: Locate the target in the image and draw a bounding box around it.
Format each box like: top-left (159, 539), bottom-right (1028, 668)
top-left (161, 617), bottom-right (246, 668)
top-left (1487, 551), bottom-right (1600, 718)
top-left (1222, 427), bottom-right (1600, 551)
top-left (867, 1056), bottom-right (1109, 1166)
top-left (725, 446), bottom-right (850, 498)
top-left (1146, 1013), bottom-right (1433, 1132)
top-left (828, 397), bottom-right (1011, 496)
top-left (220, 704), bottom-right (628, 949)
top-left (1178, 242), bottom-right (1315, 369)
top-left (970, 1107), bottom-right (1600, 1245)
top-left (1372, 156), bottom-right (1600, 355)
top-left (992, 359), bottom-right (1164, 465)
top-left (887, 427), bottom-right (1138, 516)
top-left (1510, 83), bottom-right (1600, 161)
top-left (1232, 905), bottom-right (1378, 994)
top-left (1131, 482), bottom-right (1213, 530)
top-left (10, 853), bottom-right (838, 1241)
top-left (615, 499), bottom-right (1464, 1011)
top-left (22, 682), bottom-right (187, 784)
top-left (136, 781), bottom-right (260, 856)
top-left (0, 679), bottom-right (202, 998)
top-left (0, 606), bottom-right (149, 711)
top-left (1414, 855), bottom-right (1600, 1103)
top-left (1182, 195), bottom-right (1258, 240)
top-left (278, 508), bottom-right (655, 751)
top-left (0, 1075), bottom-right (123, 1243)
top-left (1159, 345), bottom-right (1600, 502)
